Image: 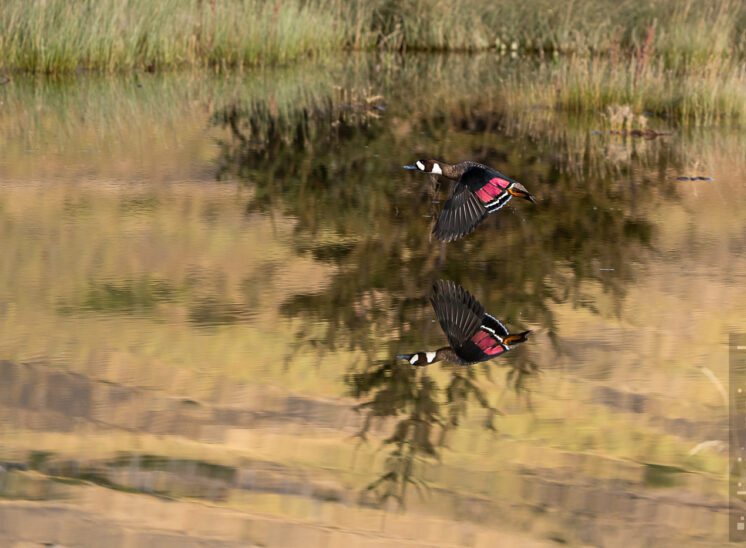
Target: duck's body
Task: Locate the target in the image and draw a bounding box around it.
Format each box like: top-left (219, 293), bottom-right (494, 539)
top-left (397, 280), bottom-right (531, 367)
top-left (403, 159), bottom-right (536, 242)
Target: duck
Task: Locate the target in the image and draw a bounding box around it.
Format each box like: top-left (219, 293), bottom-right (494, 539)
top-left (403, 159), bottom-right (536, 241)
top-left (397, 280), bottom-right (531, 367)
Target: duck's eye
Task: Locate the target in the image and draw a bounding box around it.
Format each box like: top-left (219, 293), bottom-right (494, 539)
top-left (416, 161), bottom-right (425, 171)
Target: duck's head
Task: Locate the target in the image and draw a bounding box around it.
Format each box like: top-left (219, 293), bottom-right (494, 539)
top-left (403, 159), bottom-right (444, 175)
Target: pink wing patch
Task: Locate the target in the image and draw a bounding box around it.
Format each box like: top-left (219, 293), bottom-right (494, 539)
top-left (475, 178), bottom-right (511, 204)
top-left (471, 331), bottom-right (504, 355)
top-left (471, 331), bottom-right (491, 346)
top-left (485, 345), bottom-right (505, 356)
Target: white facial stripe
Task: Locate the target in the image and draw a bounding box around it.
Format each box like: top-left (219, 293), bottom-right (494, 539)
top-left (416, 161), bottom-right (424, 171)
top-left (425, 351), bottom-right (436, 363)
top-left (431, 163), bottom-right (442, 175)
top-left (409, 355), bottom-right (418, 364)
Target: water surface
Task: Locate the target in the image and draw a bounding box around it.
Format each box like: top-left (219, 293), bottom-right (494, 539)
top-left (0, 54), bottom-right (743, 547)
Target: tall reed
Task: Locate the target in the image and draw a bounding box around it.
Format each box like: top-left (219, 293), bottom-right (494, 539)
top-left (1, 0), bottom-right (745, 72)
top-left (0, 0), bottom-right (358, 72)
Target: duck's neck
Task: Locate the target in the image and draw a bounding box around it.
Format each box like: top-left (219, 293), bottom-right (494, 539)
top-left (439, 161), bottom-right (483, 180)
top-left (435, 346), bottom-right (464, 365)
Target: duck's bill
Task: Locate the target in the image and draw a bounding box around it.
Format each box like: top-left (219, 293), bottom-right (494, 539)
top-left (402, 164), bottom-right (418, 170)
top-left (396, 354), bottom-right (413, 360)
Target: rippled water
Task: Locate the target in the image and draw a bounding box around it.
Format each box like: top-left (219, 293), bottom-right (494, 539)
top-left (0, 54), bottom-right (744, 547)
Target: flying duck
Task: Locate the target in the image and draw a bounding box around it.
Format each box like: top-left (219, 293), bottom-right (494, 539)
top-left (403, 159), bottom-right (536, 241)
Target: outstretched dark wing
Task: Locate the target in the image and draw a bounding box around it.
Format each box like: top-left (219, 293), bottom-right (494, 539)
top-left (430, 280), bottom-right (484, 348)
top-left (430, 280), bottom-right (511, 364)
top-left (482, 313), bottom-right (509, 338)
top-left (432, 166), bottom-right (516, 241)
top-left (432, 183), bottom-right (488, 242)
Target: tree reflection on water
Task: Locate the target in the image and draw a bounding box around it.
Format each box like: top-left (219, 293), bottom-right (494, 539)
top-left (347, 352), bottom-right (536, 507)
top-left (209, 55), bottom-right (687, 508)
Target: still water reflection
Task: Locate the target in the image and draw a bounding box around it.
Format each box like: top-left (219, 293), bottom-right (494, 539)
top-left (0, 54), bottom-right (744, 546)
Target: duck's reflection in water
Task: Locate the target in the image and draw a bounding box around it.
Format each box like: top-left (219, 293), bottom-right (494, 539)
top-left (396, 280), bottom-right (531, 367)
top-left (347, 281), bottom-right (537, 508)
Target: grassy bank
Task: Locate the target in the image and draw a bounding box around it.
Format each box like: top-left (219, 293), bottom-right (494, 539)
top-left (1, 1), bottom-right (745, 122)
top-left (374, 0), bottom-right (746, 61)
top-left (0, 0), bottom-right (363, 72)
top-left (1, 0), bottom-right (745, 72)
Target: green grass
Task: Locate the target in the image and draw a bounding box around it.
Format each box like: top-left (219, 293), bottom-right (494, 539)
top-left (0, 0), bottom-right (359, 72)
top-left (1, 0), bottom-right (745, 72)
top-left (371, 0), bottom-right (746, 60)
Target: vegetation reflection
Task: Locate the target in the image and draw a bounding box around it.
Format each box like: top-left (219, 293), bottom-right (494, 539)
top-left (207, 54), bottom-right (695, 503)
top-left (348, 357), bottom-right (535, 506)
